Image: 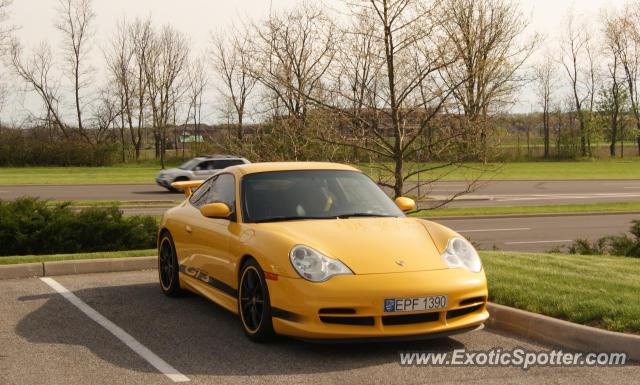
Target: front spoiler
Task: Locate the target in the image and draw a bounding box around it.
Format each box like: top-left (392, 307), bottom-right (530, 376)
top-left (293, 323), bottom-right (485, 344)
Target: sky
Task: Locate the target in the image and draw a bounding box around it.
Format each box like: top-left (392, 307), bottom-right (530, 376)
top-left (2, 0), bottom-right (630, 123)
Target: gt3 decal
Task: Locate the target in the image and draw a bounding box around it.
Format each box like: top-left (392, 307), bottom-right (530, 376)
top-left (179, 264), bottom-right (237, 297)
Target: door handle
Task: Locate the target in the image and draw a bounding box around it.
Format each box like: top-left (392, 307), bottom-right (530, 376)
top-left (186, 225), bottom-right (192, 233)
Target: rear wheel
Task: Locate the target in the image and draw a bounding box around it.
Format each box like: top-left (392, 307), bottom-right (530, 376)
top-left (158, 232), bottom-right (182, 296)
top-left (238, 259), bottom-right (276, 342)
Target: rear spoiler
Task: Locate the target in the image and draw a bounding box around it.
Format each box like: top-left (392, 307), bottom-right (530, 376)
top-left (171, 180), bottom-right (205, 198)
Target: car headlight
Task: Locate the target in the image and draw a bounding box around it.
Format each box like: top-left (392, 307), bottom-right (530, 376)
top-left (440, 237), bottom-right (482, 272)
top-left (289, 245), bottom-right (353, 282)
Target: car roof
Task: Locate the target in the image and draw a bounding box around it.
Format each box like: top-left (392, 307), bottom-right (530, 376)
top-left (226, 162), bottom-right (360, 176)
top-left (195, 154), bottom-right (245, 160)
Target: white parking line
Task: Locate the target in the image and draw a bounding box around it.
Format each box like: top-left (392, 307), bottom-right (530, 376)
top-left (458, 228), bottom-right (530, 233)
top-left (40, 277), bottom-right (189, 383)
top-left (504, 240), bottom-right (572, 245)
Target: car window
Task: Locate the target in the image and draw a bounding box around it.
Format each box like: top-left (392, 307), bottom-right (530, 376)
top-left (213, 159), bottom-right (245, 169)
top-left (241, 170), bottom-right (404, 223)
top-left (189, 178), bottom-right (214, 208)
top-left (195, 161), bottom-right (216, 171)
top-left (179, 158), bottom-right (200, 170)
top-left (204, 173), bottom-right (236, 214)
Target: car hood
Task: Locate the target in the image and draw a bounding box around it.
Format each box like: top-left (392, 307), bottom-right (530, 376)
top-left (253, 217), bottom-right (448, 274)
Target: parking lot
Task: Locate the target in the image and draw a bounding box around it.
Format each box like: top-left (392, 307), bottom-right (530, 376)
top-left (1, 270), bottom-right (637, 384)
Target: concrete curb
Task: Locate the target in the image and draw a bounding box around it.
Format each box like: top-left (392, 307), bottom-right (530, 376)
top-left (0, 256), bottom-right (157, 280)
top-left (486, 303), bottom-right (640, 362)
top-left (0, 262), bottom-right (44, 280)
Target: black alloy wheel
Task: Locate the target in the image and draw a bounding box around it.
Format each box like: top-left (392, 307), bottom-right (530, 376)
top-left (158, 232), bottom-right (181, 296)
top-left (238, 259), bottom-right (276, 342)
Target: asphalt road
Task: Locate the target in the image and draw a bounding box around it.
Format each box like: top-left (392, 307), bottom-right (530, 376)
top-left (2, 180), bottom-right (639, 252)
top-left (3, 179), bottom-right (640, 207)
top-left (436, 212), bottom-right (640, 253)
top-left (1, 270), bottom-right (637, 384)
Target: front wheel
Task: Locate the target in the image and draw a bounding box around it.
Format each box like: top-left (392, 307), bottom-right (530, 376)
top-left (238, 259), bottom-right (276, 342)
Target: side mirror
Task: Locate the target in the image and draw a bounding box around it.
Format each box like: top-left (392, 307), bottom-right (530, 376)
top-left (200, 202), bottom-right (231, 218)
top-left (395, 197), bottom-right (415, 211)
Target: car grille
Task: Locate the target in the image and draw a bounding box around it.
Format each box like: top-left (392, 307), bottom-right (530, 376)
top-left (382, 311), bottom-right (440, 326)
top-left (318, 308), bottom-right (356, 314)
top-left (446, 304), bottom-right (483, 319)
top-left (459, 296), bottom-right (486, 306)
top-left (320, 316), bottom-right (375, 326)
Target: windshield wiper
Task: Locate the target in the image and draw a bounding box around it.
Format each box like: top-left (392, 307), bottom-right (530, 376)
top-left (335, 213), bottom-right (398, 219)
top-left (253, 216), bottom-right (332, 223)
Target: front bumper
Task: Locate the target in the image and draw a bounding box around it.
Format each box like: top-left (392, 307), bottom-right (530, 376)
top-left (266, 268), bottom-right (489, 340)
top-left (156, 177), bottom-right (172, 188)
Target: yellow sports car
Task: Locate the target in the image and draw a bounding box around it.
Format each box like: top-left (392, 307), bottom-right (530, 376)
top-left (158, 162), bottom-right (488, 342)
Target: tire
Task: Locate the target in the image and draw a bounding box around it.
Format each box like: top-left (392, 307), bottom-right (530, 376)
top-left (158, 232), bottom-right (182, 296)
top-left (238, 258), bottom-right (276, 342)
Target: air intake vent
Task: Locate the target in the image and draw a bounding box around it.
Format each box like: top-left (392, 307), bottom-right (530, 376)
top-left (320, 316), bottom-right (374, 326)
top-left (382, 312), bottom-right (439, 326)
top-left (459, 297), bottom-right (486, 306)
top-left (446, 305), bottom-right (483, 319)
top-left (318, 308), bottom-right (356, 315)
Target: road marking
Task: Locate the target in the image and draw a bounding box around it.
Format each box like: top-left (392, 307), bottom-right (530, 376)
top-left (623, 187), bottom-right (640, 189)
top-left (457, 228), bottom-right (530, 233)
top-left (504, 240), bottom-right (572, 245)
top-left (39, 277), bottom-right (189, 383)
top-left (492, 193), bottom-right (640, 202)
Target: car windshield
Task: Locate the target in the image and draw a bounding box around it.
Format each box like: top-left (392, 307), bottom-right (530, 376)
top-left (179, 159), bottom-right (201, 170)
top-left (241, 170), bottom-right (405, 223)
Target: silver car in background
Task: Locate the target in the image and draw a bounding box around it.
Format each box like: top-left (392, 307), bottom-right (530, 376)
top-left (156, 155), bottom-right (250, 191)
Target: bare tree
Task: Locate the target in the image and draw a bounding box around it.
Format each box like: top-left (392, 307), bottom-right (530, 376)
top-left (0, 0), bottom-right (15, 114)
top-left (440, 0), bottom-right (538, 164)
top-left (302, 0), bottom-right (481, 199)
top-left (211, 27), bottom-right (256, 140)
top-left (617, 2), bottom-right (640, 155)
top-left (534, 53), bottom-right (557, 158)
top-left (602, 10), bottom-right (627, 157)
top-left (189, 58), bottom-right (209, 153)
top-left (560, 11), bottom-right (598, 157)
top-left (144, 24), bottom-right (189, 169)
top-left (105, 17), bottom-right (135, 162)
top-left (10, 40), bottom-right (69, 137)
top-left (55, 0), bottom-right (95, 139)
top-left (128, 18), bottom-right (154, 160)
top-left (248, 1), bottom-right (336, 130)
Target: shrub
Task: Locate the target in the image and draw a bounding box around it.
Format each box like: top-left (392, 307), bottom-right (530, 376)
top-left (0, 198), bottom-right (157, 256)
top-left (567, 220), bottom-right (640, 258)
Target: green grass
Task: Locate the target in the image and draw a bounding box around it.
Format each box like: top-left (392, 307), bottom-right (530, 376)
top-left (480, 250), bottom-right (640, 334)
top-left (412, 202), bottom-right (640, 217)
top-left (1, 160), bottom-right (640, 185)
top-left (0, 249), bottom-right (156, 265)
top-left (46, 200), bottom-right (181, 206)
top-left (0, 163), bottom-right (172, 184)
top-left (357, 160), bottom-right (640, 181)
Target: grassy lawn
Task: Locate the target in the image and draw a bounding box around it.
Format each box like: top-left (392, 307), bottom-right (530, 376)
top-left (0, 249), bottom-right (156, 265)
top-left (412, 201), bottom-right (640, 217)
top-left (359, 160), bottom-right (640, 181)
top-left (480, 250), bottom-right (640, 334)
top-left (1, 160), bottom-right (640, 185)
top-left (49, 200), bottom-right (181, 206)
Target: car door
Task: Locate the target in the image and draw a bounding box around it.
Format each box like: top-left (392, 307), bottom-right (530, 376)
top-left (187, 173), bottom-right (238, 295)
